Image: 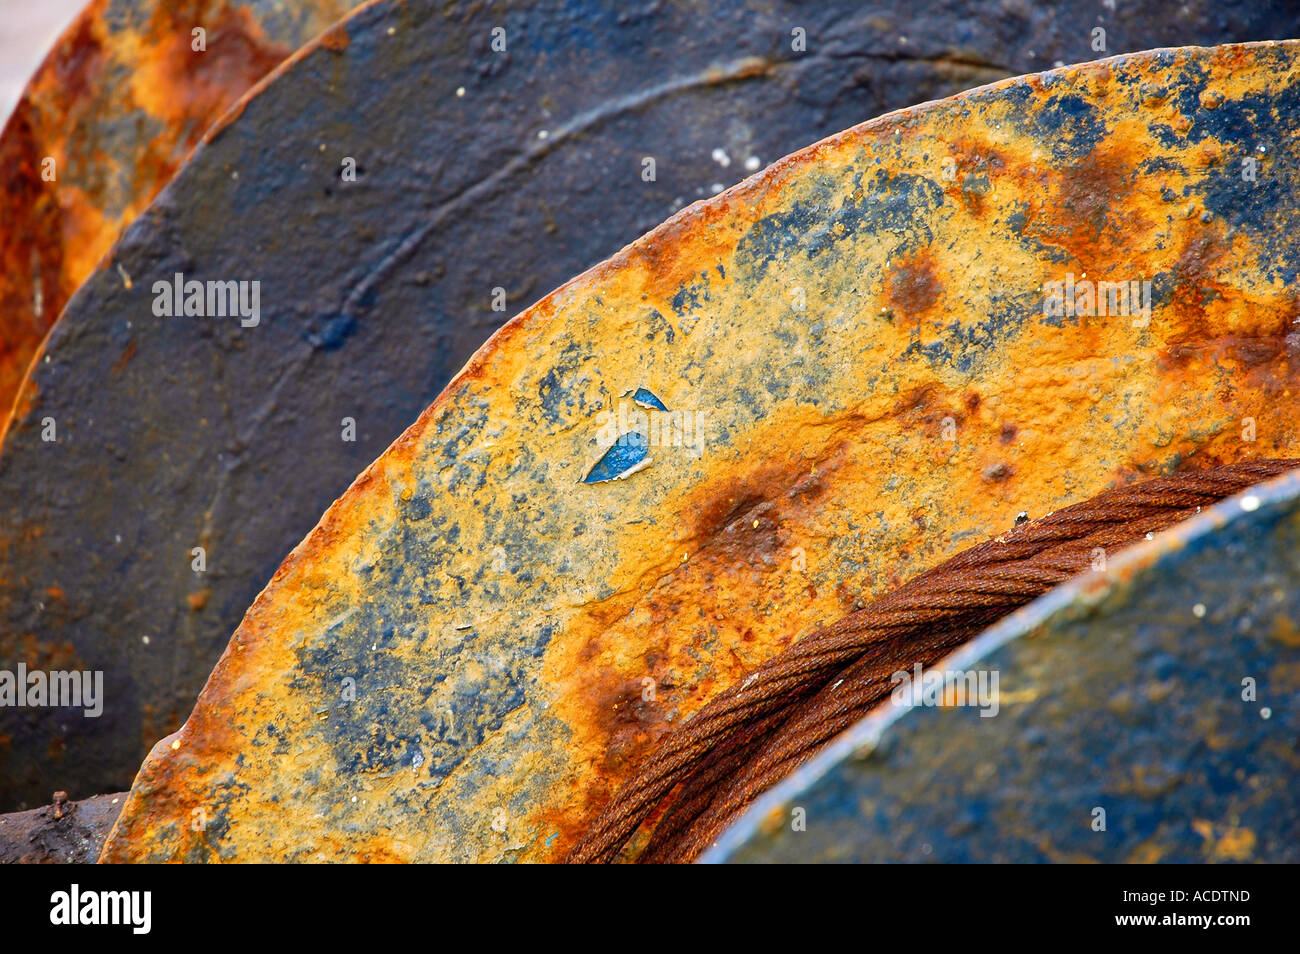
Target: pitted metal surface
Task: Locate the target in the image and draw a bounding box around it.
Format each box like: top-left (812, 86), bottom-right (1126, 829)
top-left (10, 0), bottom-right (1293, 809)
top-left (89, 41), bottom-right (1300, 861)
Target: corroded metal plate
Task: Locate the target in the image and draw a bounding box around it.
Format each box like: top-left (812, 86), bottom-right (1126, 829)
top-left (97, 41), bottom-right (1300, 861)
top-left (9, 0), bottom-right (1276, 808)
top-left (705, 470), bottom-right (1300, 863)
top-left (0, 0), bottom-right (361, 412)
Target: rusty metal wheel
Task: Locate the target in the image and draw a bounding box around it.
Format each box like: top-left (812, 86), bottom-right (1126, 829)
top-left (91, 40), bottom-right (1300, 861)
top-left (12, 0), bottom-right (1289, 810)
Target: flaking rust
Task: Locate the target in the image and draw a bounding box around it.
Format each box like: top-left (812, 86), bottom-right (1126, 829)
top-left (98, 42), bottom-right (1300, 862)
top-left (0, 0), bottom-right (360, 413)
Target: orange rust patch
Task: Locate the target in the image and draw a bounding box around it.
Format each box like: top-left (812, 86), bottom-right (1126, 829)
top-left (49, 6), bottom-right (107, 103)
top-left (320, 21), bottom-right (351, 52)
top-left (626, 202), bottom-right (742, 309)
top-left (982, 461), bottom-right (1014, 483)
top-left (690, 454), bottom-right (829, 553)
top-left (591, 676), bottom-right (672, 774)
top-left (110, 339), bottom-right (137, 375)
top-left (0, 634), bottom-right (85, 673)
top-left (1155, 226), bottom-right (1300, 405)
top-left (1023, 141), bottom-right (1149, 270)
top-left (944, 136), bottom-right (1008, 216)
top-left (887, 250), bottom-right (942, 316)
top-left (1169, 230), bottom-right (1232, 329)
top-left (0, 98), bottom-right (67, 408)
top-left (137, 3), bottom-right (291, 126)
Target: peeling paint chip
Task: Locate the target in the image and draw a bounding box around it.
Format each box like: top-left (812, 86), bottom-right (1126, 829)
top-left (583, 443), bottom-right (653, 483)
top-left (583, 387), bottom-right (667, 482)
top-left (623, 387), bottom-right (667, 410)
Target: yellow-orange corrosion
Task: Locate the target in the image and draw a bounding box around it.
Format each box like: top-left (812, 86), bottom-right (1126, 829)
top-left (102, 42), bottom-right (1300, 863)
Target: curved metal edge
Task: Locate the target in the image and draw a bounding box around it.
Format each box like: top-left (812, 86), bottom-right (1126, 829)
top-left (434, 37), bottom-right (1299, 421)
top-left (0, 0), bottom-right (369, 440)
top-left (700, 464), bottom-right (1300, 863)
top-left (97, 36), bottom-right (1300, 861)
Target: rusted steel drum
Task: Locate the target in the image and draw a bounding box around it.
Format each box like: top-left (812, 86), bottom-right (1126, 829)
top-left (96, 41), bottom-right (1300, 861)
top-left (0, 0), bottom-right (362, 415)
top-left (704, 470), bottom-right (1300, 863)
top-left (9, 0), bottom-right (1284, 811)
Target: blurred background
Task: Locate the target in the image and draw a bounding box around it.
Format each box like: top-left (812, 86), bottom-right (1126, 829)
top-left (0, 1), bottom-right (84, 124)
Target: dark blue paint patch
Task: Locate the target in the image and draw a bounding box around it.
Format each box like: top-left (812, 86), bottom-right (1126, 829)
top-left (536, 337), bottom-right (607, 425)
top-left (1150, 56), bottom-right (1300, 150)
top-left (961, 172), bottom-right (992, 196)
top-left (1196, 149), bottom-right (1299, 240)
top-left (1149, 68), bottom-right (1300, 247)
top-left (735, 171), bottom-right (944, 283)
top-left (1008, 91), bottom-right (1110, 164)
top-left (643, 308), bottom-right (675, 345)
top-left (671, 275), bottom-right (711, 318)
top-left (942, 285), bottom-right (1043, 374)
top-left (294, 490), bottom-right (554, 782)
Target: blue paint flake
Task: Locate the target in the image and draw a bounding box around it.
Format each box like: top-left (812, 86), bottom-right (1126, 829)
top-left (623, 387), bottom-right (668, 410)
top-left (582, 439), bottom-right (649, 483)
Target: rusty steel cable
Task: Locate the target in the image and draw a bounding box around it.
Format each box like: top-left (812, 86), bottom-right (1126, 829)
top-left (566, 458), bottom-right (1298, 863)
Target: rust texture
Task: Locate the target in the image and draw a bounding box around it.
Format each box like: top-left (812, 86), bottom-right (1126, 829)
top-left (568, 460), bottom-right (1297, 862)
top-left (91, 41), bottom-right (1300, 861)
top-left (707, 469), bottom-right (1300, 863)
top-left (13, 0), bottom-right (1288, 809)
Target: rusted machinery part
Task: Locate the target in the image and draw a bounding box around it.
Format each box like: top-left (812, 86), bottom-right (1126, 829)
top-left (7, 0), bottom-right (1281, 810)
top-left (98, 40), bottom-right (1300, 862)
top-left (567, 459), bottom-right (1298, 863)
top-left (0, 0), bottom-right (363, 415)
top-left (0, 792), bottom-right (126, 864)
top-left (703, 470), bottom-right (1300, 863)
